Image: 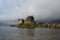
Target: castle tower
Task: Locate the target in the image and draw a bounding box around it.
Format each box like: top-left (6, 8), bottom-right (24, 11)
top-left (18, 19), bottom-right (24, 24)
top-left (25, 16), bottom-right (35, 24)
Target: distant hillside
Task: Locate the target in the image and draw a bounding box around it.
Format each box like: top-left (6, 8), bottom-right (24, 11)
top-left (49, 19), bottom-right (60, 23)
top-left (0, 20), bottom-right (17, 26)
top-left (36, 19), bottom-right (60, 23)
top-left (0, 18), bottom-right (60, 26)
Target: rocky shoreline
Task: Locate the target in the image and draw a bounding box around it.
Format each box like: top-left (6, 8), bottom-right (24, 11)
top-left (10, 23), bottom-right (60, 29)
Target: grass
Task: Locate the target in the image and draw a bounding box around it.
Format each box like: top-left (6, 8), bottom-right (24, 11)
top-left (10, 23), bottom-right (60, 29)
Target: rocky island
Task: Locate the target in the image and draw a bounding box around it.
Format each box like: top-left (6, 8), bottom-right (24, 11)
top-left (10, 16), bottom-right (60, 28)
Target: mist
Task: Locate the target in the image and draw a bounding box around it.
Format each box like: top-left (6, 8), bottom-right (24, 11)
top-left (0, 0), bottom-right (60, 20)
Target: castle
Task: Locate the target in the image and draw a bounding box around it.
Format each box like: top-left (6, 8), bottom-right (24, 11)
top-left (18, 19), bottom-right (24, 24)
top-left (18, 16), bottom-right (35, 24)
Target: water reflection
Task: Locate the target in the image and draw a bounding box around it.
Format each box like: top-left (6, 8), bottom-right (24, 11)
top-left (0, 27), bottom-right (60, 40)
top-left (16, 28), bottom-right (35, 40)
top-left (26, 28), bottom-right (34, 37)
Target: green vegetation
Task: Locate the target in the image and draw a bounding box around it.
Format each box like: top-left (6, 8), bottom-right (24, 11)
top-left (10, 23), bottom-right (43, 28)
top-left (16, 23), bottom-right (37, 28)
top-left (10, 23), bottom-right (60, 28)
top-left (10, 22), bottom-right (49, 28)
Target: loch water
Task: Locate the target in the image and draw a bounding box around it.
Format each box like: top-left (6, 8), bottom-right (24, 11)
top-left (0, 26), bottom-right (60, 40)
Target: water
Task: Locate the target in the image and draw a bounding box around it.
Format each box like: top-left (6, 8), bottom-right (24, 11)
top-left (0, 26), bottom-right (60, 40)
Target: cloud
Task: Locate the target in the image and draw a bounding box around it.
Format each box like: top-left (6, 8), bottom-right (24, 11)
top-left (0, 0), bottom-right (60, 20)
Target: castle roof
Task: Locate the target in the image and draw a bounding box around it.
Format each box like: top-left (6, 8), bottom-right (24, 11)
top-left (27, 16), bottom-right (34, 19)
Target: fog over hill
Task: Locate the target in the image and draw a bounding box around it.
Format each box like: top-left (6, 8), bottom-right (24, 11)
top-left (0, 20), bottom-right (17, 26)
top-left (0, 18), bottom-right (60, 26)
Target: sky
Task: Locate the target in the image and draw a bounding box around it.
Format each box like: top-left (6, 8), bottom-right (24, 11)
top-left (0, 0), bottom-right (60, 20)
